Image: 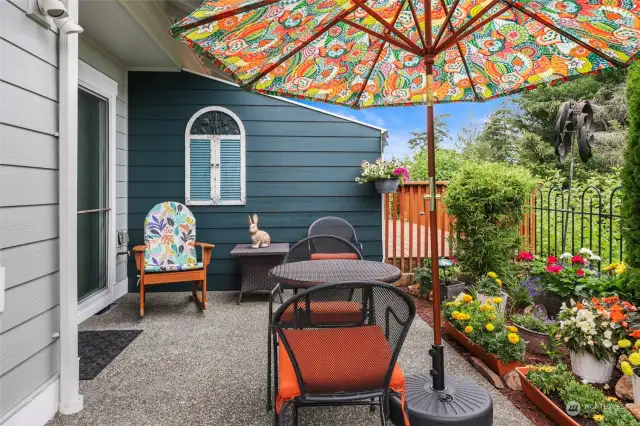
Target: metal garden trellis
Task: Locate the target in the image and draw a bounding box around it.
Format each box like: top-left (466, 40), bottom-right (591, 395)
top-left (170, 0), bottom-right (640, 423)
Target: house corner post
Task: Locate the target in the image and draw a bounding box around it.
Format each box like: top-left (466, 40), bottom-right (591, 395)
top-left (58, 0), bottom-right (83, 415)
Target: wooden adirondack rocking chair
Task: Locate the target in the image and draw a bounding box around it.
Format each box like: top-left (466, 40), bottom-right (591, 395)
top-left (133, 201), bottom-right (214, 317)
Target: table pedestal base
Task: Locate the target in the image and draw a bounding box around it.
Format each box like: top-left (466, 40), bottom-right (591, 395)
top-left (389, 373), bottom-right (493, 426)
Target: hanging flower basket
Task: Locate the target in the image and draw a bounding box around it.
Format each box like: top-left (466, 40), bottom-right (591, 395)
top-left (374, 178), bottom-right (400, 194)
top-left (444, 321), bottom-right (520, 376)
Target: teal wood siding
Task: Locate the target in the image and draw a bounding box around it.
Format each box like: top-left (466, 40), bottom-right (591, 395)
top-left (127, 71), bottom-right (383, 291)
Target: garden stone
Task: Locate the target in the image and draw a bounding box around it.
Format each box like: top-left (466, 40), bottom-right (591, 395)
top-left (616, 375), bottom-right (634, 400)
top-left (503, 370), bottom-right (522, 391)
top-left (469, 356), bottom-right (504, 389)
top-left (626, 403), bottom-right (640, 420)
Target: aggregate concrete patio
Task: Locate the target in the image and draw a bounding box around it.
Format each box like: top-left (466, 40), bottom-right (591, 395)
top-left (48, 292), bottom-right (532, 426)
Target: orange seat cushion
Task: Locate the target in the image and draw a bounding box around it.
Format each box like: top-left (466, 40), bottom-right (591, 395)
top-left (309, 253), bottom-right (359, 260)
top-left (281, 301), bottom-right (363, 324)
top-left (276, 326), bottom-right (405, 412)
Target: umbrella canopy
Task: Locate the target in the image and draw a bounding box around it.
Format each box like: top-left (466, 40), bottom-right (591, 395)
top-left (170, 0), bottom-right (640, 392)
top-left (170, 0), bottom-right (640, 108)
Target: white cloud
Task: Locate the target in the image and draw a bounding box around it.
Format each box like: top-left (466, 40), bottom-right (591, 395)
top-left (359, 110), bottom-right (386, 128)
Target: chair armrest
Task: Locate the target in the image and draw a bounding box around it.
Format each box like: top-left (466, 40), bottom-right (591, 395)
top-left (133, 245), bottom-right (145, 270)
top-left (196, 242), bottom-right (215, 266)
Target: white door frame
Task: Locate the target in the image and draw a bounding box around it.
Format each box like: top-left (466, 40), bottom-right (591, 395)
top-left (76, 61), bottom-right (124, 323)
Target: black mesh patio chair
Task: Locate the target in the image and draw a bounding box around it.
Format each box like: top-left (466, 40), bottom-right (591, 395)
top-left (267, 235), bottom-right (363, 410)
top-left (308, 216), bottom-right (364, 256)
top-left (270, 281), bottom-right (415, 426)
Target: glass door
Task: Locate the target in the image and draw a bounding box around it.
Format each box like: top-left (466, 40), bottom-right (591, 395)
top-left (77, 88), bottom-right (110, 301)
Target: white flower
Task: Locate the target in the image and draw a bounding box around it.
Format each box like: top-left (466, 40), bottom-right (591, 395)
top-left (604, 330), bottom-right (612, 339)
top-left (601, 321), bottom-right (609, 328)
top-left (614, 345), bottom-right (620, 351)
top-left (590, 255), bottom-right (602, 262)
top-left (588, 339), bottom-right (594, 346)
top-left (560, 252), bottom-right (573, 259)
top-left (579, 248), bottom-right (593, 256)
top-left (603, 340), bottom-right (612, 348)
top-left (564, 337), bottom-right (569, 343)
top-left (572, 307), bottom-right (578, 313)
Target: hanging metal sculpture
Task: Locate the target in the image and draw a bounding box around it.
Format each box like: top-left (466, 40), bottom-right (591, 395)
top-left (553, 100), bottom-right (595, 252)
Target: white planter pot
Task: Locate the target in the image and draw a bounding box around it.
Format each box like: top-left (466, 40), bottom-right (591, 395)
top-left (569, 351), bottom-right (614, 384)
top-left (476, 291), bottom-right (508, 314)
top-left (633, 373), bottom-right (640, 404)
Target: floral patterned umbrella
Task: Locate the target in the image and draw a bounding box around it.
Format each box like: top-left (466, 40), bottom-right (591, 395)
top-left (170, 0), bottom-right (640, 393)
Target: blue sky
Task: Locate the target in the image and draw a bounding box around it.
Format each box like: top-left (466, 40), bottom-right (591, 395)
top-left (303, 98), bottom-right (509, 158)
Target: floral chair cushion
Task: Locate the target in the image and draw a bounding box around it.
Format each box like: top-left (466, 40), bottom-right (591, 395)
top-left (143, 201), bottom-right (198, 273)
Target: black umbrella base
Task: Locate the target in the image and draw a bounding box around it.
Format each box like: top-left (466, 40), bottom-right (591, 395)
top-left (389, 373), bottom-right (493, 426)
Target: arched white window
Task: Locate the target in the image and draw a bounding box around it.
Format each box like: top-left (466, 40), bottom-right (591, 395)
top-left (185, 106), bottom-right (246, 206)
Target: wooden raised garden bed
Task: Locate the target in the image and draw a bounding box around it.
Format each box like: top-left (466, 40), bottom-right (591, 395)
top-left (516, 367), bottom-right (580, 426)
top-left (444, 321), bottom-right (521, 376)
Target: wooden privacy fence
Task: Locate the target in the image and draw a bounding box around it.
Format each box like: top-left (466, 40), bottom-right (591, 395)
top-left (384, 182), bottom-right (538, 273)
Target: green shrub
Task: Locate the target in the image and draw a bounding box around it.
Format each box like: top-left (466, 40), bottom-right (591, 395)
top-left (444, 162), bottom-right (536, 278)
top-left (623, 62), bottom-right (640, 268)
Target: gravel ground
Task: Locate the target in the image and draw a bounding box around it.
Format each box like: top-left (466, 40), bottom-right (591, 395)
top-left (48, 292), bottom-right (532, 426)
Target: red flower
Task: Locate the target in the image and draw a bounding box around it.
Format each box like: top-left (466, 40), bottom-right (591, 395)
top-left (546, 264), bottom-right (562, 273)
top-left (631, 330), bottom-right (640, 339)
top-left (518, 251), bottom-right (534, 261)
top-left (547, 255), bottom-right (558, 264)
top-left (571, 255), bottom-right (587, 265)
top-left (576, 269), bottom-right (584, 277)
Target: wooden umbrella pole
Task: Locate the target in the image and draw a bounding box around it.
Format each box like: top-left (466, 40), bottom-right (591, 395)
top-left (425, 55), bottom-right (446, 391)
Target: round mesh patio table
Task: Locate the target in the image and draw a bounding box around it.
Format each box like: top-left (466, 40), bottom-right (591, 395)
top-left (268, 260), bottom-right (401, 289)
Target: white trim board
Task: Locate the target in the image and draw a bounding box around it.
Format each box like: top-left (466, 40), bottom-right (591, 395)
top-left (77, 278), bottom-right (128, 323)
top-left (181, 69), bottom-right (388, 133)
top-left (0, 375), bottom-right (59, 426)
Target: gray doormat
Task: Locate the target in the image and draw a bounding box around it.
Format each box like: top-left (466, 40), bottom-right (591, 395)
top-left (79, 330), bottom-right (142, 380)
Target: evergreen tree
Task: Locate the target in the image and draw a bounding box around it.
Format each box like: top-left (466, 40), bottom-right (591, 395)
top-left (407, 113), bottom-right (451, 151)
top-left (622, 63), bottom-right (640, 267)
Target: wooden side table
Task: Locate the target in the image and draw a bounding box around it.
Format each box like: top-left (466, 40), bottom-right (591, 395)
top-left (230, 243), bottom-right (289, 304)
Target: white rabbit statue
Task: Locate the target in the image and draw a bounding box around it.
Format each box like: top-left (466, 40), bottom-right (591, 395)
top-left (248, 214), bottom-right (271, 248)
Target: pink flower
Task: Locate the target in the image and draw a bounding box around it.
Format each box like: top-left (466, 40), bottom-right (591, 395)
top-left (547, 255), bottom-right (558, 264)
top-left (518, 252), bottom-right (534, 261)
top-left (393, 167), bottom-right (410, 182)
top-left (571, 255), bottom-right (587, 265)
top-left (546, 264), bottom-right (562, 274)
top-left (576, 269), bottom-right (585, 277)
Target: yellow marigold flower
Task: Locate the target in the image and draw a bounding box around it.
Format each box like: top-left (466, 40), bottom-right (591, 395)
top-left (629, 352), bottom-right (640, 367)
top-left (495, 279), bottom-right (502, 287)
top-left (486, 305), bottom-right (495, 312)
top-left (593, 414), bottom-right (604, 423)
top-left (618, 339), bottom-right (632, 349)
top-left (493, 297), bottom-right (503, 304)
top-left (606, 396), bottom-right (618, 402)
top-left (464, 326), bottom-right (473, 334)
top-left (489, 314), bottom-right (496, 321)
top-left (604, 262), bottom-right (617, 272)
top-left (451, 312), bottom-right (459, 320)
top-left (487, 272), bottom-right (497, 279)
top-left (508, 333), bottom-right (520, 344)
top-left (459, 313), bottom-right (470, 321)
top-left (485, 323), bottom-right (495, 332)
top-left (479, 304), bottom-right (487, 312)
top-left (615, 263), bottom-right (628, 275)
top-left (621, 361), bottom-right (634, 377)
top-left (507, 326), bottom-right (518, 333)
top-left (462, 294), bottom-right (473, 303)
top-left (446, 302), bottom-right (454, 307)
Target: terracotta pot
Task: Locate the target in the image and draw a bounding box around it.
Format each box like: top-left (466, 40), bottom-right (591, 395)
top-left (476, 291), bottom-right (508, 314)
top-left (374, 179), bottom-right (400, 194)
top-left (516, 367), bottom-right (580, 426)
top-left (569, 351), bottom-right (614, 384)
top-left (516, 325), bottom-right (552, 355)
top-left (444, 321), bottom-right (521, 376)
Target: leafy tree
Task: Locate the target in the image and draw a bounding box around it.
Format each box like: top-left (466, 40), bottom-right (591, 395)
top-left (407, 113), bottom-right (451, 151)
top-left (622, 63), bottom-right (640, 267)
top-left (407, 148), bottom-right (465, 181)
top-left (475, 104), bottom-right (520, 163)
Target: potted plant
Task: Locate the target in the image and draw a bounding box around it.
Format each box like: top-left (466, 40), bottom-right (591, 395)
top-left (413, 258), bottom-right (465, 303)
top-left (442, 296), bottom-right (525, 375)
top-left (530, 251), bottom-right (598, 318)
top-left (518, 364), bottom-right (637, 426)
top-left (621, 350), bottom-right (640, 403)
top-left (511, 308), bottom-right (557, 355)
top-left (557, 296), bottom-right (636, 383)
top-left (355, 158), bottom-right (409, 194)
top-left (475, 272), bottom-right (508, 314)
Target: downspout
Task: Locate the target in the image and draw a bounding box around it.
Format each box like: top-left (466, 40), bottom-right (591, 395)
top-left (58, 0), bottom-right (83, 415)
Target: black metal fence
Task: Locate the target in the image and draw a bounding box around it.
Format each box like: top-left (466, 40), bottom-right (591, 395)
top-left (522, 185), bottom-right (624, 268)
